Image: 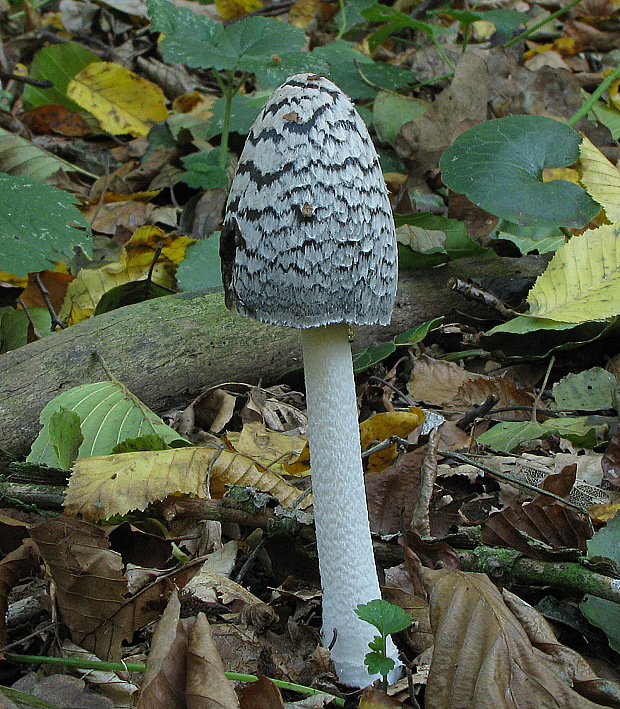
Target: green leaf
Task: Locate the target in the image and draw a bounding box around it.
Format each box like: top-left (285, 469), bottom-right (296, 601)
top-left (112, 433), bottom-right (172, 453)
top-left (395, 213), bottom-right (492, 267)
top-left (201, 93), bottom-right (270, 140)
top-left (0, 307), bottom-right (52, 354)
top-left (22, 42), bottom-right (101, 111)
top-left (335, 0), bottom-right (376, 33)
top-left (582, 90), bottom-right (620, 140)
top-left (148, 0), bottom-right (313, 83)
top-left (439, 115), bottom-right (601, 228)
top-left (439, 8), bottom-right (525, 37)
top-left (552, 368), bottom-right (617, 412)
top-left (373, 91), bottom-right (428, 145)
top-left (352, 341), bottom-right (396, 372)
top-left (93, 280), bottom-right (172, 315)
top-left (527, 224), bottom-right (620, 323)
top-left (48, 408), bottom-right (83, 469)
top-left (581, 512), bottom-right (620, 653)
top-left (27, 381), bottom-right (189, 465)
top-left (476, 417), bottom-right (600, 452)
top-left (0, 174), bottom-right (92, 276)
top-left (181, 148), bottom-right (230, 190)
top-left (355, 599), bottom-right (413, 635)
top-left (0, 127), bottom-right (89, 180)
top-left (364, 652), bottom-right (395, 678)
top-left (176, 234), bottom-right (223, 291)
top-left (482, 317), bottom-right (615, 361)
top-left (394, 317), bottom-right (444, 345)
top-left (361, 4), bottom-right (450, 53)
top-left (312, 41), bottom-right (414, 100)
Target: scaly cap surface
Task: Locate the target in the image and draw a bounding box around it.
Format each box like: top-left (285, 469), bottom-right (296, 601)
top-left (221, 73), bottom-right (397, 328)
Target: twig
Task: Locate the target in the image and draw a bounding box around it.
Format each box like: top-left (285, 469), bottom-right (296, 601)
top-left (456, 394), bottom-right (499, 430)
top-left (532, 356), bottom-right (554, 422)
top-left (34, 273), bottom-right (66, 330)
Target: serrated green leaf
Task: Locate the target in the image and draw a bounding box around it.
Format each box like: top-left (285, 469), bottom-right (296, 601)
top-left (22, 42), bottom-right (101, 111)
top-left (0, 174), bottom-right (92, 276)
top-left (476, 417), bottom-right (600, 452)
top-left (552, 368), bottom-right (617, 412)
top-left (200, 93), bottom-right (270, 140)
top-left (527, 223), bottom-right (620, 323)
top-left (355, 599), bottom-right (413, 635)
top-left (27, 381), bottom-right (189, 466)
top-left (48, 408), bottom-right (83, 469)
top-left (363, 652), bottom-right (395, 677)
top-left (440, 115), bottom-right (601, 228)
top-left (181, 148), bottom-right (230, 190)
top-left (237, 51), bottom-right (328, 89)
top-left (361, 4), bottom-right (451, 53)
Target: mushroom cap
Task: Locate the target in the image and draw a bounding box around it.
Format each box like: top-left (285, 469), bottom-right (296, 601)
top-left (221, 73), bottom-right (397, 328)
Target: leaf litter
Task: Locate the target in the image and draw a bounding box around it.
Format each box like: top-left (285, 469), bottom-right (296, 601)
top-left (1, 0), bottom-right (620, 706)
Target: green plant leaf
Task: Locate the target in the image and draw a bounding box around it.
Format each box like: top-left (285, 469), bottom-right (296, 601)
top-left (0, 307), bottom-right (52, 353)
top-left (527, 224), bottom-right (620, 323)
top-left (373, 91), bottom-right (428, 145)
top-left (93, 280), bottom-right (172, 315)
top-left (176, 234), bottom-right (223, 291)
top-left (361, 4), bottom-right (451, 53)
top-left (112, 434), bottom-right (172, 453)
top-left (440, 115), bottom-right (601, 228)
top-left (48, 408), bottom-right (84, 469)
top-left (312, 40), bottom-right (414, 100)
top-left (335, 0), bottom-right (376, 33)
top-left (352, 341), bottom-right (396, 372)
top-left (581, 512), bottom-right (620, 653)
top-left (200, 93), bottom-right (270, 140)
top-left (27, 381), bottom-right (189, 466)
top-left (582, 90), bottom-right (620, 140)
top-left (355, 599), bottom-right (413, 635)
top-left (552, 368), bottom-right (617, 412)
top-left (476, 417), bottom-right (600, 452)
top-left (439, 8), bottom-right (525, 37)
top-left (22, 42), bottom-right (101, 111)
top-left (394, 317), bottom-right (444, 345)
top-left (181, 148), bottom-right (230, 190)
top-left (0, 174), bottom-right (92, 276)
top-left (364, 651), bottom-right (395, 678)
top-left (0, 127), bottom-right (90, 180)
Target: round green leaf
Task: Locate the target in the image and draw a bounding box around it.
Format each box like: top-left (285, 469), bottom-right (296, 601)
top-left (440, 116), bottom-right (601, 228)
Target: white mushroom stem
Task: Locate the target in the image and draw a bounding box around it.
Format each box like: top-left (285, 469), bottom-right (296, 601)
top-left (300, 323), bottom-right (401, 688)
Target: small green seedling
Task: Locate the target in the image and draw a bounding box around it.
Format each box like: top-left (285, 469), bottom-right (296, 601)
top-left (355, 599), bottom-right (412, 689)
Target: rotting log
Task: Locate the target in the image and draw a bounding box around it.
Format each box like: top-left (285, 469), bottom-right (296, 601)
top-left (0, 255), bottom-right (546, 466)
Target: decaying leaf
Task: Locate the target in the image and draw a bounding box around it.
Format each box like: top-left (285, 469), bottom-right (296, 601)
top-left (579, 135), bottom-right (620, 222)
top-left (360, 408), bottom-right (425, 473)
top-left (66, 445), bottom-right (310, 521)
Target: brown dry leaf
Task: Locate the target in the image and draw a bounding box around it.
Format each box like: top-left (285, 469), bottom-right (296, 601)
top-left (187, 613), bottom-right (241, 709)
top-left (30, 518), bottom-right (133, 662)
top-left (18, 270), bottom-right (74, 311)
top-left (287, 0), bottom-right (319, 27)
top-left (66, 446), bottom-right (310, 522)
top-left (421, 567), bottom-right (607, 709)
top-left (11, 674), bottom-right (114, 709)
top-left (0, 539), bottom-right (40, 650)
top-left (358, 687), bottom-right (407, 708)
top-left (407, 355), bottom-right (484, 407)
top-left (239, 674), bottom-right (284, 709)
top-left (20, 104), bottom-right (92, 136)
top-left (137, 590), bottom-right (189, 709)
top-left (481, 502), bottom-right (592, 555)
top-left (225, 422), bottom-right (308, 477)
top-left (454, 377), bottom-right (538, 422)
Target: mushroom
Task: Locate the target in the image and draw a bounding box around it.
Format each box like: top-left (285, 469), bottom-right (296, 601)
top-left (220, 72), bottom-right (400, 687)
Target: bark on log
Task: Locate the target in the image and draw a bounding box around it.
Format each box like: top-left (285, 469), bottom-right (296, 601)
top-left (0, 255), bottom-right (545, 465)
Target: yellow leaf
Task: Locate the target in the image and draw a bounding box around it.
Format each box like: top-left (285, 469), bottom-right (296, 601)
top-left (58, 227), bottom-right (188, 324)
top-left (67, 62), bottom-right (168, 136)
top-left (215, 0), bottom-right (262, 20)
top-left (527, 223), bottom-right (620, 323)
top-left (288, 0), bottom-right (319, 28)
top-left (0, 271), bottom-right (28, 287)
top-left (579, 134), bottom-right (620, 222)
top-left (360, 408), bottom-right (425, 473)
top-left (66, 446), bottom-right (310, 521)
top-left (225, 422), bottom-right (309, 476)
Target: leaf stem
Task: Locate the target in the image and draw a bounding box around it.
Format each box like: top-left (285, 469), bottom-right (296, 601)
top-left (567, 62), bottom-right (620, 127)
top-left (503, 0), bottom-right (583, 49)
top-left (3, 653), bottom-right (345, 706)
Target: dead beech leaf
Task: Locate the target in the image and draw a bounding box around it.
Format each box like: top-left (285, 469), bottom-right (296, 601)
top-left (187, 613), bottom-right (241, 709)
top-left (421, 567), bottom-right (606, 709)
top-left (66, 446), bottom-right (309, 522)
top-left (407, 355), bottom-right (483, 408)
top-left (239, 674), bottom-right (284, 709)
top-left (359, 686), bottom-right (407, 708)
top-left (30, 518), bottom-right (133, 662)
top-left (225, 421), bottom-right (308, 476)
top-left (0, 539), bottom-right (40, 649)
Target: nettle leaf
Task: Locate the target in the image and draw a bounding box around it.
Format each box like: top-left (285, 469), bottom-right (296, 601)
top-left (440, 115), bottom-right (601, 228)
top-left (0, 174), bottom-right (92, 276)
top-left (181, 148), bottom-right (230, 190)
top-left (200, 93), bottom-right (270, 140)
top-left (148, 0), bottom-right (312, 82)
top-left (176, 234), bottom-right (223, 290)
top-left (361, 4), bottom-right (451, 53)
